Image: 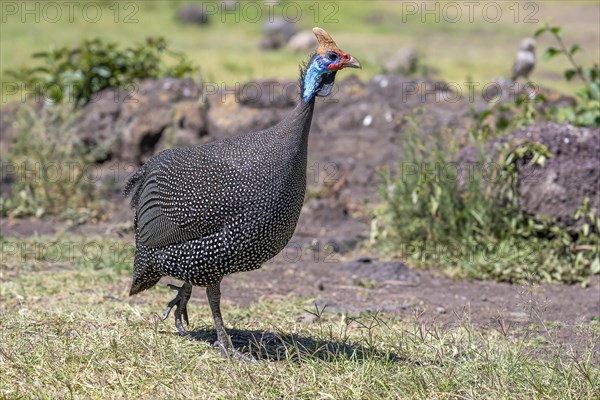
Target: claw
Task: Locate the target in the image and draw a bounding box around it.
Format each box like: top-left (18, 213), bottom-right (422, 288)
top-left (214, 341), bottom-right (258, 364)
top-left (161, 283), bottom-right (193, 335)
top-left (162, 298), bottom-right (178, 321)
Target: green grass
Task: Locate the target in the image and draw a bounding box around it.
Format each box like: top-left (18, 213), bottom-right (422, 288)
top-left (372, 114), bottom-right (599, 285)
top-left (1, 1), bottom-right (599, 102)
top-left (1, 235), bottom-right (599, 398)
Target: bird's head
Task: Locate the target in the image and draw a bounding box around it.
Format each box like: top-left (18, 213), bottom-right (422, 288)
top-left (301, 27), bottom-right (361, 103)
top-left (519, 37), bottom-right (536, 52)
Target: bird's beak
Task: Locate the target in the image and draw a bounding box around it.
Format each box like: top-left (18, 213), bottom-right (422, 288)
top-left (343, 55), bottom-right (361, 69)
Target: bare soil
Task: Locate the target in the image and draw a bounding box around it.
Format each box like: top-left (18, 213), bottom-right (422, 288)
top-left (1, 74), bottom-right (598, 356)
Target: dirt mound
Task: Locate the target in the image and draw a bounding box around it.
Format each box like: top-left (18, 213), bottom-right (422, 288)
top-left (459, 121), bottom-right (599, 228)
top-left (509, 122), bottom-right (599, 227)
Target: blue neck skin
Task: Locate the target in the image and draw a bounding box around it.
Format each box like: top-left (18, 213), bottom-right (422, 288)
top-left (302, 56), bottom-right (332, 103)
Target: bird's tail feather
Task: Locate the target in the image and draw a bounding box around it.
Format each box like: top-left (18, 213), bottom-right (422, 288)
top-left (122, 166), bottom-right (147, 208)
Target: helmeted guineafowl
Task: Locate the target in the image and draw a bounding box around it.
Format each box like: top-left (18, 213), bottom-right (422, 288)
top-left (123, 27), bottom-right (360, 359)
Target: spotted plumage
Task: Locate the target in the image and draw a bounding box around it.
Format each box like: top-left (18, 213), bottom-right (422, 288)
top-left (123, 27), bottom-right (360, 359)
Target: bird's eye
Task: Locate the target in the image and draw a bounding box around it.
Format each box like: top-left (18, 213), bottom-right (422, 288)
top-left (327, 52), bottom-right (338, 61)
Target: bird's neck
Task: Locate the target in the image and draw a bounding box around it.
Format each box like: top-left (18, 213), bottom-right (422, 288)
top-left (272, 94), bottom-right (315, 161)
top-left (289, 96), bottom-right (315, 134)
top-left (302, 57), bottom-right (329, 103)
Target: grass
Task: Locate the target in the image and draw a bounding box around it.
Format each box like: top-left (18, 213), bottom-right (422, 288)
top-left (1, 1), bottom-right (599, 102)
top-left (1, 3), bottom-right (599, 397)
top-left (0, 104), bottom-right (113, 220)
top-left (372, 113), bottom-right (599, 285)
top-left (1, 235), bottom-right (599, 398)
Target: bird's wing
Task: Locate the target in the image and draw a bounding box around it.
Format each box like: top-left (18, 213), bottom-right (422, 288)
top-left (511, 61), bottom-right (519, 80)
top-left (511, 51), bottom-right (535, 80)
top-left (133, 145), bottom-right (245, 248)
top-left (511, 57), bottom-right (524, 80)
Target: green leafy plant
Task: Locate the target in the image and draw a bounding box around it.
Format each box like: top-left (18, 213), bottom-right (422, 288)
top-left (372, 117), bottom-right (598, 285)
top-left (469, 91), bottom-right (543, 141)
top-left (535, 24), bottom-right (600, 126)
top-left (6, 37), bottom-right (197, 108)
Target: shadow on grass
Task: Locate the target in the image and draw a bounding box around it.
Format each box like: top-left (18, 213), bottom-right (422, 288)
top-left (180, 328), bottom-right (407, 363)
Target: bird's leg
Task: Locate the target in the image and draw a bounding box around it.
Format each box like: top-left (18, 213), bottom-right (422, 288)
top-left (206, 282), bottom-right (256, 363)
top-left (162, 283), bottom-right (192, 335)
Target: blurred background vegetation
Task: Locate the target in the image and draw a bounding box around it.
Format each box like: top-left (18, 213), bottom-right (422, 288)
top-left (1, 0), bottom-right (599, 101)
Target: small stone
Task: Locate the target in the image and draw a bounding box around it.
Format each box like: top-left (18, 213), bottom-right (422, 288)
top-left (177, 4), bottom-right (209, 25)
top-left (287, 31), bottom-right (319, 53)
top-left (221, 1), bottom-right (238, 11)
top-left (435, 306), bottom-right (446, 314)
top-left (383, 47), bottom-right (418, 75)
top-left (262, 17), bottom-right (297, 51)
top-left (296, 313), bottom-right (320, 324)
top-left (509, 311), bottom-right (529, 321)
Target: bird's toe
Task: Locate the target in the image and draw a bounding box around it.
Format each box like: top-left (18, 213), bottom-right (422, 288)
top-left (213, 341), bottom-right (258, 363)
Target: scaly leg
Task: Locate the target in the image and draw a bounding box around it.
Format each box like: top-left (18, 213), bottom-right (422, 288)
top-left (206, 282), bottom-right (256, 363)
top-left (162, 283), bottom-right (192, 335)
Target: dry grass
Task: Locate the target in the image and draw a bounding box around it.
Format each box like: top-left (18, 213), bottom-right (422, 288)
top-left (1, 235), bottom-right (599, 399)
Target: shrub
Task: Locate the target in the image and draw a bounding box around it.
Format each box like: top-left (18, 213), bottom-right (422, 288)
top-left (372, 117), bottom-right (599, 285)
top-left (535, 24), bottom-right (600, 127)
top-left (6, 37), bottom-right (197, 108)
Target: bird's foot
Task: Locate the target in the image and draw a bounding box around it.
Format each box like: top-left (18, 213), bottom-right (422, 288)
top-left (214, 341), bottom-right (258, 364)
top-left (162, 283), bottom-right (192, 336)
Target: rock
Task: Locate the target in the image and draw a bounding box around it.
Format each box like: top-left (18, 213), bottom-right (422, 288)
top-left (296, 313), bottom-right (319, 324)
top-left (458, 121), bottom-right (598, 230)
top-left (341, 257), bottom-right (421, 285)
top-left (156, 100), bottom-right (208, 151)
top-left (207, 94), bottom-right (289, 139)
top-left (177, 4), bottom-right (209, 25)
top-left (508, 122), bottom-right (599, 229)
top-left (221, 1), bottom-right (238, 11)
top-left (323, 236), bottom-right (364, 254)
top-left (259, 36), bottom-right (283, 51)
top-left (237, 79), bottom-right (298, 108)
top-left (262, 17), bottom-right (297, 50)
top-left (383, 47), bottom-right (418, 75)
top-left (206, 80), bottom-right (296, 138)
top-left (73, 78), bottom-right (208, 164)
top-left (287, 31), bottom-right (318, 53)
top-left (67, 87), bottom-right (129, 162)
top-left (509, 311), bottom-right (530, 321)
